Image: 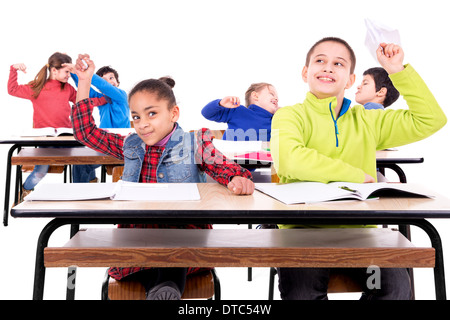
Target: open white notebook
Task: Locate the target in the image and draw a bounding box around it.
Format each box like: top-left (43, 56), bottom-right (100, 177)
top-left (24, 181), bottom-right (201, 201)
top-left (21, 127), bottom-right (74, 137)
top-left (255, 182), bottom-right (434, 205)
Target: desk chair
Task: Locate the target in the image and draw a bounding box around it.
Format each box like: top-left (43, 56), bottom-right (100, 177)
top-left (102, 269), bottom-right (220, 300)
top-left (264, 221), bottom-right (364, 299)
top-left (268, 267), bottom-right (362, 299)
top-left (101, 166), bottom-right (221, 300)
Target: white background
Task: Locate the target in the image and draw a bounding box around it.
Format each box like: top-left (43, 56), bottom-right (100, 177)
top-left (0, 0), bottom-right (449, 300)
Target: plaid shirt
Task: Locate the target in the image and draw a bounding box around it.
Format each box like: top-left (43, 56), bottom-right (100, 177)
top-left (73, 98), bottom-right (252, 280)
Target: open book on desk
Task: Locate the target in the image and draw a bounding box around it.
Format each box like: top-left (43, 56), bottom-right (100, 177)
top-left (24, 181), bottom-right (201, 201)
top-left (21, 127), bottom-right (73, 137)
top-left (255, 181), bottom-right (434, 205)
top-left (212, 139), bottom-right (272, 162)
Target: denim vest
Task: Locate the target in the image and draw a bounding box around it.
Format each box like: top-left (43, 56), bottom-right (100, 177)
top-left (121, 125), bottom-right (207, 183)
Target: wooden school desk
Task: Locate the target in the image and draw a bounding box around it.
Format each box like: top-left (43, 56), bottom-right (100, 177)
top-left (0, 136), bottom-right (81, 226)
top-left (376, 149), bottom-right (424, 183)
top-left (0, 136), bottom-right (123, 226)
top-left (11, 183), bottom-right (450, 300)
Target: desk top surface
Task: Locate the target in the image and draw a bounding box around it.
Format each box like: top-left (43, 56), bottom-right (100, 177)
top-left (0, 135), bottom-right (80, 146)
top-left (375, 149), bottom-right (423, 163)
top-left (11, 147), bottom-right (123, 165)
top-left (11, 183), bottom-right (450, 221)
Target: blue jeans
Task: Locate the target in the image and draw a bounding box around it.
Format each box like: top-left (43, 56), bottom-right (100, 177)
top-left (72, 164), bottom-right (99, 183)
top-left (277, 267), bottom-right (412, 300)
top-left (23, 165), bottom-right (49, 190)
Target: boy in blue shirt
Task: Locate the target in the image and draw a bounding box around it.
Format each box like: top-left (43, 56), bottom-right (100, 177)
top-left (355, 67), bottom-right (400, 110)
top-left (201, 83), bottom-right (279, 141)
top-left (71, 66), bottom-right (130, 182)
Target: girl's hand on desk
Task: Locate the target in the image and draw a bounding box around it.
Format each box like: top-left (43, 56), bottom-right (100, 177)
top-left (12, 63), bottom-right (27, 73)
top-left (228, 176), bottom-right (255, 195)
top-left (220, 96), bottom-right (241, 108)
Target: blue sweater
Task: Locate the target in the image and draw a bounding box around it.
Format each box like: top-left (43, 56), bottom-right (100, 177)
top-left (201, 99), bottom-right (273, 141)
top-left (71, 74), bottom-right (130, 128)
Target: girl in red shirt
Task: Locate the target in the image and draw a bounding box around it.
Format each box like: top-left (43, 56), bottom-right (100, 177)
top-left (8, 52), bottom-right (105, 198)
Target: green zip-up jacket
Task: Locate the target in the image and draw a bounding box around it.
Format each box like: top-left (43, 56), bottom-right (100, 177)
top-left (271, 65), bottom-right (446, 228)
top-left (272, 64), bottom-right (446, 184)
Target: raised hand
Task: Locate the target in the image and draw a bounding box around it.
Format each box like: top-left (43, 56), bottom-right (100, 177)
top-left (220, 96), bottom-right (241, 108)
top-left (12, 63), bottom-right (27, 73)
top-left (74, 54), bottom-right (95, 81)
top-left (74, 54), bottom-right (95, 102)
top-left (376, 43), bottom-right (405, 74)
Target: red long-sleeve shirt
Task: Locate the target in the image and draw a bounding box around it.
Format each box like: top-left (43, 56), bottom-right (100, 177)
top-left (8, 66), bottom-right (105, 128)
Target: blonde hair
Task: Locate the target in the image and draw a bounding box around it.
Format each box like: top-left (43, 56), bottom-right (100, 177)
top-left (28, 52), bottom-right (72, 98)
top-left (244, 82), bottom-right (272, 107)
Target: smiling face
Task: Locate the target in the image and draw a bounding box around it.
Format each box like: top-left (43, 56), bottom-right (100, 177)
top-left (101, 72), bottom-right (119, 87)
top-left (302, 41), bottom-right (355, 101)
top-left (251, 85), bottom-right (279, 114)
top-left (130, 91), bottom-right (180, 146)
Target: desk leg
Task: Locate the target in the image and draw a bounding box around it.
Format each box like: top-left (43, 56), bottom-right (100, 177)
top-left (101, 165), bottom-right (106, 182)
top-left (408, 219), bottom-right (446, 300)
top-left (3, 145), bottom-right (20, 226)
top-left (33, 219), bottom-right (68, 300)
top-left (379, 163), bottom-right (407, 183)
top-left (66, 224), bottom-right (80, 300)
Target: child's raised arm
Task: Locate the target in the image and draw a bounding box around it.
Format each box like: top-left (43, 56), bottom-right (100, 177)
top-left (74, 54), bottom-right (95, 102)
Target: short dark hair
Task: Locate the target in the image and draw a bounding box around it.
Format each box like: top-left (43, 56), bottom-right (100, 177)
top-left (363, 67), bottom-right (400, 107)
top-left (128, 76), bottom-right (177, 109)
top-left (306, 37), bottom-right (356, 74)
top-left (96, 66), bottom-right (120, 85)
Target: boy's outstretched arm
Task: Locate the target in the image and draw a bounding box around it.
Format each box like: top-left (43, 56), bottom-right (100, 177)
top-left (373, 43), bottom-right (446, 149)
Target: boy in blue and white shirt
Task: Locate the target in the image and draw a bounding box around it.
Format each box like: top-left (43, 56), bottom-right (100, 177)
top-left (355, 67), bottom-right (399, 110)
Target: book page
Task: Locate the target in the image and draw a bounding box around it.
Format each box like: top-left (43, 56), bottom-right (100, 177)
top-left (111, 181), bottom-right (201, 201)
top-left (20, 127), bottom-right (73, 137)
top-left (329, 182), bottom-right (434, 200)
top-left (24, 182), bottom-right (202, 201)
top-left (24, 183), bottom-right (117, 201)
top-left (255, 182), bottom-right (358, 204)
top-left (55, 127), bottom-right (73, 136)
top-left (21, 127), bottom-right (57, 137)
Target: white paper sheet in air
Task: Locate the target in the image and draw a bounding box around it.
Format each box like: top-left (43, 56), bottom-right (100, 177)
top-left (364, 18), bottom-right (401, 62)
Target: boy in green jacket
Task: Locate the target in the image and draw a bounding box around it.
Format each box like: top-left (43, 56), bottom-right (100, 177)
top-left (271, 37), bottom-right (446, 300)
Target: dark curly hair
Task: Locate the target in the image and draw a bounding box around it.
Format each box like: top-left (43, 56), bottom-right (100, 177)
top-left (96, 66), bottom-right (120, 85)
